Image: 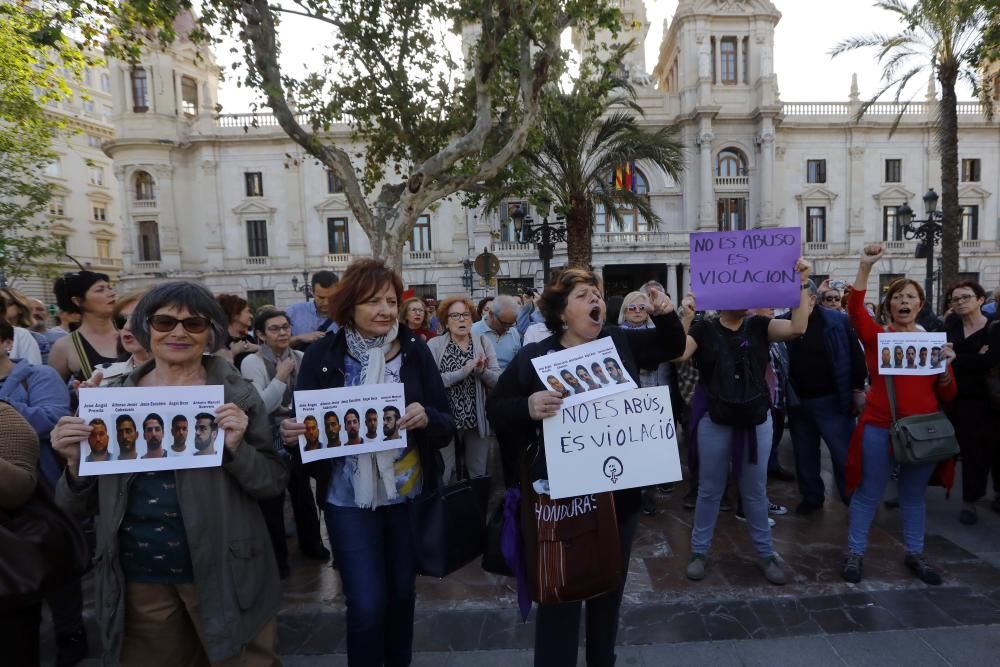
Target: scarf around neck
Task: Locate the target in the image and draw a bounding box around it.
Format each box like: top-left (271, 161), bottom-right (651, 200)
top-left (258, 344), bottom-right (300, 408)
top-left (345, 321), bottom-right (401, 508)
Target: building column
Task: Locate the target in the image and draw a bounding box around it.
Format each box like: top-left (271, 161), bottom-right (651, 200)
top-left (758, 123), bottom-right (775, 227)
top-left (698, 128), bottom-right (715, 230)
top-left (665, 263), bottom-right (678, 300)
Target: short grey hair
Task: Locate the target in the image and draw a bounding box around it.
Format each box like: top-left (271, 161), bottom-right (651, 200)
top-left (130, 281), bottom-right (230, 353)
top-left (491, 295), bottom-right (520, 319)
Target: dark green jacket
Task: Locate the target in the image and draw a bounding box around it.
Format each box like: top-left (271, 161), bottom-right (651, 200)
top-left (56, 355), bottom-right (288, 663)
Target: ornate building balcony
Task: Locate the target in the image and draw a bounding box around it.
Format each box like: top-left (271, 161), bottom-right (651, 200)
top-left (323, 253), bottom-right (352, 267)
top-left (133, 260), bottom-right (161, 272)
top-left (714, 175), bottom-right (749, 190)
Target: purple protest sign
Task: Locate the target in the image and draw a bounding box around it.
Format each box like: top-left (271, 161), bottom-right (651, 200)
top-left (689, 227), bottom-right (801, 310)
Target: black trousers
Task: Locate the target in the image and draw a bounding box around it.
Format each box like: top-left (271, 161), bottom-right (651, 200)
top-left (260, 493), bottom-right (289, 569)
top-left (532, 511), bottom-right (640, 667)
top-left (287, 444), bottom-right (330, 553)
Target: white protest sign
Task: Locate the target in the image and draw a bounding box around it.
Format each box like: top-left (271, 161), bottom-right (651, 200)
top-left (78, 385), bottom-right (225, 476)
top-left (541, 386), bottom-right (682, 499)
top-left (530, 337), bottom-right (637, 409)
top-left (295, 383), bottom-right (407, 463)
top-left (876, 332), bottom-right (948, 376)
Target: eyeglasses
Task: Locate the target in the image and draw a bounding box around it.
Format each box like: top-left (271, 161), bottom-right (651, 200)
top-left (265, 323), bottom-right (292, 333)
top-left (113, 314), bottom-right (129, 329)
top-left (448, 312), bottom-right (472, 321)
top-left (822, 296), bottom-right (841, 303)
top-left (626, 304), bottom-right (648, 312)
top-left (492, 314), bottom-right (516, 329)
top-left (951, 294), bottom-right (976, 304)
top-left (148, 314), bottom-right (211, 334)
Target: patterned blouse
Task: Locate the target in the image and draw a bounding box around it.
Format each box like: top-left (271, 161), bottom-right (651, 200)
top-left (440, 339), bottom-right (477, 430)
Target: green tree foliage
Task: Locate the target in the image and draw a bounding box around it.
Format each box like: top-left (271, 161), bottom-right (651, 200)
top-left (831, 0), bottom-right (993, 301)
top-left (0, 3), bottom-right (87, 284)
top-left (480, 45), bottom-right (684, 269)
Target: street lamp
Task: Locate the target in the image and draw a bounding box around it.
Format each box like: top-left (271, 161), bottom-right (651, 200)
top-left (461, 258), bottom-right (474, 296)
top-left (291, 270), bottom-right (312, 301)
top-left (896, 188), bottom-right (943, 312)
top-left (510, 198), bottom-right (568, 286)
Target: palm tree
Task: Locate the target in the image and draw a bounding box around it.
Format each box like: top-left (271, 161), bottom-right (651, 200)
top-left (488, 47), bottom-right (684, 270)
top-left (831, 0), bottom-right (992, 300)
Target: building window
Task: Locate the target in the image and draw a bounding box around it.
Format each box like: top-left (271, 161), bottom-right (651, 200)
top-left (710, 37), bottom-right (716, 84)
top-left (84, 68), bottom-right (93, 86)
top-left (134, 171), bottom-right (156, 200)
top-left (882, 206), bottom-right (904, 241)
top-left (806, 159), bottom-right (826, 183)
top-left (45, 159), bottom-right (62, 178)
top-left (100, 72), bottom-right (111, 92)
top-left (884, 159), bottom-right (901, 183)
top-left (961, 159), bottom-right (981, 182)
top-left (720, 37), bottom-right (737, 84)
top-left (717, 197), bottom-right (747, 231)
top-left (92, 205), bottom-right (107, 222)
top-left (411, 215), bottom-right (432, 252)
top-left (500, 200), bottom-right (528, 242)
top-left (244, 172), bottom-right (263, 197)
top-left (88, 166), bottom-right (104, 186)
top-left (130, 67), bottom-right (149, 112)
top-left (879, 273), bottom-right (904, 295)
top-left (102, 104), bottom-right (113, 121)
top-left (327, 170), bottom-right (344, 194)
top-left (83, 99), bottom-right (95, 114)
top-left (246, 219), bottom-right (268, 257)
top-left (595, 168), bottom-right (651, 233)
top-left (96, 239), bottom-right (111, 259)
top-left (716, 148), bottom-right (747, 177)
top-left (962, 205), bottom-right (979, 240)
top-left (246, 290), bottom-right (275, 312)
top-left (48, 196), bottom-right (65, 216)
top-left (806, 207), bottom-right (827, 242)
top-left (409, 284), bottom-right (437, 300)
top-left (181, 76), bottom-right (198, 116)
top-left (137, 221), bottom-right (161, 261)
top-left (741, 37), bottom-right (749, 84)
top-left (87, 134), bottom-right (103, 148)
top-left (327, 217), bottom-right (350, 254)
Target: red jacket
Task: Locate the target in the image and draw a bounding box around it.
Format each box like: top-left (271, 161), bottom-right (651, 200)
top-left (845, 288), bottom-right (957, 493)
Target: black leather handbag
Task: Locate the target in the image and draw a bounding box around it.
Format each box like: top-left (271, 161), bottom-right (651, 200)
top-left (0, 482), bottom-right (91, 611)
top-left (411, 473), bottom-right (491, 578)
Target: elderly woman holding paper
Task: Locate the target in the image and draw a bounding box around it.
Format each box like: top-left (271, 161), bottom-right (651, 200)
top-left (486, 268), bottom-right (685, 667)
top-left (49, 281), bottom-right (288, 665)
top-left (279, 258), bottom-right (453, 667)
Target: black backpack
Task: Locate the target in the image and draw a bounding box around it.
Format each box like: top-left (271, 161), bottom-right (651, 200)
top-left (704, 319), bottom-right (770, 427)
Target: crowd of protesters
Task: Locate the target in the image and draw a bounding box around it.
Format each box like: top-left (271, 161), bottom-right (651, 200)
top-left (2, 242), bottom-right (999, 666)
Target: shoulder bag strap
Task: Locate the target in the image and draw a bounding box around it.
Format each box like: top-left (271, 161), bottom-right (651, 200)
top-left (69, 331), bottom-right (94, 380)
top-left (885, 375), bottom-right (899, 424)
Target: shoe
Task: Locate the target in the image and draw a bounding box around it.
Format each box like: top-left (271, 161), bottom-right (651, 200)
top-left (657, 483), bottom-right (676, 494)
top-left (768, 502), bottom-right (788, 516)
top-left (719, 496), bottom-right (733, 512)
top-left (641, 489), bottom-right (657, 516)
top-left (56, 629), bottom-right (89, 667)
top-left (683, 486), bottom-right (698, 509)
top-left (795, 500), bottom-right (823, 515)
top-left (735, 510), bottom-right (776, 527)
top-left (768, 467), bottom-right (796, 482)
top-left (959, 508), bottom-right (978, 525)
top-left (841, 553), bottom-right (863, 583)
top-left (905, 553), bottom-right (942, 586)
top-left (758, 555), bottom-right (786, 585)
top-left (301, 544), bottom-right (331, 562)
top-left (686, 553), bottom-right (707, 581)
top-left (991, 496), bottom-right (1000, 514)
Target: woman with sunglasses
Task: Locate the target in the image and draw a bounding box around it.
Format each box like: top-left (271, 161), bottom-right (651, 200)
top-left (48, 271), bottom-right (121, 383)
top-left (50, 281), bottom-right (288, 664)
top-left (428, 295), bottom-right (501, 482)
top-left (944, 280), bottom-right (1000, 525)
top-left (81, 292), bottom-right (152, 387)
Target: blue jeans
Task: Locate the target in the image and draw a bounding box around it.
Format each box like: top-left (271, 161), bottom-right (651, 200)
top-left (847, 425), bottom-right (935, 555)
top-left (788, 395), bottom-right (855, 505)
top-left (324, 502), bottom-right (417, 667)
top-left (691, 415), bottom-right (774, 557)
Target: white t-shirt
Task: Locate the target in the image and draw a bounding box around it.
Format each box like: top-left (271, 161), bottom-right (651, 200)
top-left (12, 327), bottom-right (42, 364)
top-left (523, 322), bottom-right (554, 345)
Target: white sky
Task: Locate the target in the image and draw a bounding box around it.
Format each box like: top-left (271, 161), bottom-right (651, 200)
top-left (215, 0), bottom-right (974, 113)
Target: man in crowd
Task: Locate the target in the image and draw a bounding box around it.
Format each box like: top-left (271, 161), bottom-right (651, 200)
top-left (344, 408), bottom-right (363, 445)
top-left (193, 412), bottom-right (218, 455)
top-left (471, 294), bottom-right (522, 370)
top-left (141, 413), bottom-right (167, 458)
top-left (29, 298), bottom-right (49, 333)
top-left (383, 405), bottom-right (402, 441)
top-left (516, 288), bottom-right (545, 335)
top-left (786, 280), bottom-right (867, 515)
top-left (423, 296), bottom-right (441, 332)
top-left (287, 270), bottom-right (340, 350)
top-left (170, 415), bottom-right (188, 455)
top-left (45, 307), bottom-right (80, 343)
top-left (364, 408), bottom-right (379, 441)
top-left (303, 415), bottom-right (322, 450)
top-left (116, 415), bottom-right (139, 460)
top-left (324, 411), bottom-right (342, 447)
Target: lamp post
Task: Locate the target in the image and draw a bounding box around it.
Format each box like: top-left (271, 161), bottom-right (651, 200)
top-left (510, 199), bottom-right (567, 287)
top-left (290, 270), bottom-right (312, 301)
top-left (461, 258), bottom-right (474, 296)
top-left (896, 188), bottom-right (943, 312)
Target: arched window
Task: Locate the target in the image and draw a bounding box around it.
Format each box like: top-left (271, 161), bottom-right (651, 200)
top-left (716, 148), bottom-right (747, 177)
top-left (595, 167), bottom-right (650, 234)
top-left (134, 171), bottom-right (156, 201)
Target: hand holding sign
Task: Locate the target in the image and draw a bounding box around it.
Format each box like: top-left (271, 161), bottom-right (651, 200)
top-left (530, 390), bottom-right (564, 420)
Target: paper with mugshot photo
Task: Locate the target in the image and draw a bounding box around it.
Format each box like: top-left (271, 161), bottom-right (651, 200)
top-left (77, 386), bottom-right (225, 476)
top-left (294, 383), bottom-right (408, 463)
top-left (530, 337), bottom-right (637, 408)
top-left (876, 332), bottom-right (949, 376)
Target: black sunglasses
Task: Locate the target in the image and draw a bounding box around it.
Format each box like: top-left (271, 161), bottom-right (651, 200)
top-left (113, 314), bottom-right (128, 329)
top-left (148, 314), bottom-right (211, 334)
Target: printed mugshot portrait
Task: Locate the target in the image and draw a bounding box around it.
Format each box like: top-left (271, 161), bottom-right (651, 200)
top-left (302, 415), bottom-right (322, 451)
top-left (382, 405), bottom-right (402, 441)
top-left (323, 410), bottom-right (342, 448)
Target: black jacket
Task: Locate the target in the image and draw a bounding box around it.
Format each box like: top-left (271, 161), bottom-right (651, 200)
top-left (486, 312), bottom-right (687, 516)
top-left (295, 324), bottom-right (455, 503)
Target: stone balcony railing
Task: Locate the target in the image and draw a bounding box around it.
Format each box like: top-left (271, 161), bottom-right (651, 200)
top-left (132, 260), bottom-right (161, 272)
top-left (94, 257), bottom-right (123, 269)
top-left (592, 231), bottom-right (675, 249)
top-left (132, 198), bottom-right (157, 210)
top-left (245, 256), bottom-right (270, 267)
top-left (323, 253), bottom-right (352, 266)
top-left (714, 175), bottom-right (749, 190)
